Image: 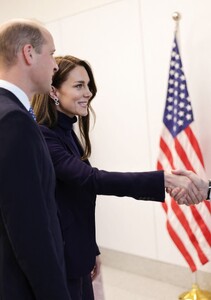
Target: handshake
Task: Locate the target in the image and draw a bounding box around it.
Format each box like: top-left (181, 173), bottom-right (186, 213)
top-left (165, 169), bottom-right (210, 206)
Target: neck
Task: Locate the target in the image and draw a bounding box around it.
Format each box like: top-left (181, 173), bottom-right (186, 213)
top-left (0, 68), bottom-right (32, 99)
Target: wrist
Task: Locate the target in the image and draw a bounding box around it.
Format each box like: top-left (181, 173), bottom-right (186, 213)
top-left (206, 180), bottom-right (211, 200)
top-left (164, 172), bottom-right (171, 188)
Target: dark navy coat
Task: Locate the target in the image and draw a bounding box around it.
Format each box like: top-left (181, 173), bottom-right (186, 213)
top-left (0, 89), bottom-right (70, 300)
top-left (40, 112), bottom-right (165, 279)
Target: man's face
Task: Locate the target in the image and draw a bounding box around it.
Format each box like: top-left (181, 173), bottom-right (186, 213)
top-left (32, 30), bottom-right (58, 94)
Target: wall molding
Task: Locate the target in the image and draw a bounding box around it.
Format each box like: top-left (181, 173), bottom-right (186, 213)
top-left (100, 247), bottom-right (211, 290)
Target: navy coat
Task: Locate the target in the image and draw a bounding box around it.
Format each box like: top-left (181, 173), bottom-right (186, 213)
top-left (39, 112), bottom-right (165, 279)
top-left (0, 89), bottom-right (70, 300)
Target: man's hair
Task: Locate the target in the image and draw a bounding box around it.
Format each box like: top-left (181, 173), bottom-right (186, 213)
top-left (0, 20), bottom-right (46, 66)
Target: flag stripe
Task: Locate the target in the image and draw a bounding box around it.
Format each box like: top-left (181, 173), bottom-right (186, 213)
top-left (171, 200), bottom-right (208, 264)
top-left (185, 127), bottom-right (205, 168)
top-left (166, 215), bottom-right (197, 272)
top-left (160, 137), bottom-right (175, 169)
top-left (174, 137), bottom-right (195, 171)
top-left (174, 137), bottom-right (211, 245)
top-left (190, 206), bottom-right (211, 246)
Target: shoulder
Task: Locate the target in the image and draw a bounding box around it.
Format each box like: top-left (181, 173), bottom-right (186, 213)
top-left (38, 125), bottom-right (65, 149)
top-left (0, 108), bottom-right (35, 133)
top-left (39, 124), bottom-right (58, 138)
top-left (0, 110), bottom-right (45, 159)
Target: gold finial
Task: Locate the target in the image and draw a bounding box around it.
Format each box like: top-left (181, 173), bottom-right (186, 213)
top-left (172, 12), bottom-right (181, 21)
top-left (172, 12), bottom-right (181, 32)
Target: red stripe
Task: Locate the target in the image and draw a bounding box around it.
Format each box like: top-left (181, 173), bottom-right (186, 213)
top-left (185, 127), bottom-right (205, 168)
top-left (204, 200), bottom-right (211, 213)
top-left (174, 137), bottom-right (210, 242)
top-left (157, 161), bottom-right (163, 171)
top-left (161, 198), bottom-right (196, 270)
top-left (160, 137), bottom-right (175, 169)
top-left (162, 201), bottom-right (168, 213)
top-left (174, 137), bottom-right (195, 171)
top-left (191, 205), bottom-right (211, 246)
top-left (171, 200), bottom-right (208, 264)
top-left (165, 215), bottom-right (197, 272)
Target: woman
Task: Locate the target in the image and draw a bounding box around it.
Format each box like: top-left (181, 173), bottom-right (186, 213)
top-left (31, 55), bottom-right (200, 300)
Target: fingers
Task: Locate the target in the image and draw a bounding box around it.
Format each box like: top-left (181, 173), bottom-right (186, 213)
top-left (91, 256), bottom-right (101, 281)
top-left (172, 169), bottom-right (208, 200)
top-left (165, 170), bottom-right (208, 205)
top-left (91, 265), bottom-right (97, 281)
top-left (169, 188), bottom-right (190, 205)
top-left (167, 179), bottom-right (203, 205)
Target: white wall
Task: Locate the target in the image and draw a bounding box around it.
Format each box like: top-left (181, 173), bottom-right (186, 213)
top-left (1, 0), bottom-right (210, 273)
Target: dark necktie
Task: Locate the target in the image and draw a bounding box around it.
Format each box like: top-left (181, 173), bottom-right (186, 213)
top-left (29, 107), bottom-right (36, 121)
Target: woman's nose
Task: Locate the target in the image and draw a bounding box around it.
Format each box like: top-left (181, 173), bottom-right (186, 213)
top-left (84, 87), bottom-right (92, 98)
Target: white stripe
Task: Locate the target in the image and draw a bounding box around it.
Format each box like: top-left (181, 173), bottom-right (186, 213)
top-left (165, 195), bottom-right (205, 268)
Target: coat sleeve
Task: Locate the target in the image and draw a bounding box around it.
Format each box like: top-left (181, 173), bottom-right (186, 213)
top-left (41, 126), bottom-right (165, 202)
top-left (0, 111), bottom-right (71, 300)
top-left (40, 126), bottom-right (165, 202)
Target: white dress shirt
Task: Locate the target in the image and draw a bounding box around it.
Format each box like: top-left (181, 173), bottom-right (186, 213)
top-left (0, 80), bottom-right (30, 110)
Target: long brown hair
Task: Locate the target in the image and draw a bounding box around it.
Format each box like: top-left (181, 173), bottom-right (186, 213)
top-left (31, 55), bottom-right (97, 160)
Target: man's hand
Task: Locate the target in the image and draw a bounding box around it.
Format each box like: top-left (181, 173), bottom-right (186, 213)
top-left (170, 170), bottom-right (208, 204)
top-left (164, 170), bottom-right (208, 205)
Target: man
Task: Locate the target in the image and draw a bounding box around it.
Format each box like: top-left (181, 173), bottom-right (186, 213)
top-left (0, 19), bottom-right (71, 299)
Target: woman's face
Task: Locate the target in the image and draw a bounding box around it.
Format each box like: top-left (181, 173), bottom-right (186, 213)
top-left (55, 65), bottom-right (93, 117)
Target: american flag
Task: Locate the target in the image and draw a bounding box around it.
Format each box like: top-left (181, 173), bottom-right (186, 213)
top-left (157, 35), bottom-right (211, 272)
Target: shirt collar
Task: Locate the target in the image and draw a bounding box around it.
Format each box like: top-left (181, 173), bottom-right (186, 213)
top-left (0, 80), bottom-right (30, 110)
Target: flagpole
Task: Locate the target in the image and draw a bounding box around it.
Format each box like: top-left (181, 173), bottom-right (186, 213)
top-left (172, 12), bottom-right (211, 300)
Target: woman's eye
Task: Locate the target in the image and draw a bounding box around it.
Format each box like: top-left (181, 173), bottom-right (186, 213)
top-left (75, 84), bottom-right (83, 89)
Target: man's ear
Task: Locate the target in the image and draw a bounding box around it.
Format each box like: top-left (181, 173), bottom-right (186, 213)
top-left (22, 44), bottom-right (33, 65)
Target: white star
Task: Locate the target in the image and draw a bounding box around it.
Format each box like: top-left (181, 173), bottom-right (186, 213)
top-left (169, 79), bottom-right (174, 84)
top-left (174, 81), bottom-right (179, 87)
top-left (167, 97), bottom-right (173, 102)
top-left (168, 88), bottom-right (174, 93)
top-left (166, 114), bottom-right (172, 120)
top-left (170, 70), bottom-right (175, 76)
top-left (186, 114), bottom-right (192, 120)
top-left (180, 84), bottom-right (186, 90)
top-left (180, 75), bottom-right (185, 81)
top-left (178, 110), bottom-right (184, 117)
top-left (186, 104), bottom-right (192, 111)
top-left (178, 119), bottom-right (184, 126)
top-left (175, 63), bottom-right (180, 69)
top-left (174, 72), bottom-right (179, 79)
top-left (179, 102), bottom-right (185, 108)
top-left (180, 93), bottom-right (185, 99)
top-left (167, 105), bottom-right (173, 111)
top-left (171, 51), bottom-right (176, 57)
top-left (174, 90), bottom-right (178, 96)
top-left (173, 116), bottom-right (177, 122)
top-left (173, 125), bottom-right (177, 132)
top-left (174, 108), bottom-right (178, 114)
top-left (174, 99), bottom-right (178, 105)
top-left (171, 61), bottom-right (175, 67)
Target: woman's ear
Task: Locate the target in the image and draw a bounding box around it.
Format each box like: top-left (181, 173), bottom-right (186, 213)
top-left (49, 86), bottom-right (60, 106)
top-left (49, 85), bottom-right (58, 100)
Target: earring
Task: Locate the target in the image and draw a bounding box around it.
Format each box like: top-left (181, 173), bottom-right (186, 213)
top-left (53, 97), bottom-right (60, 106)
